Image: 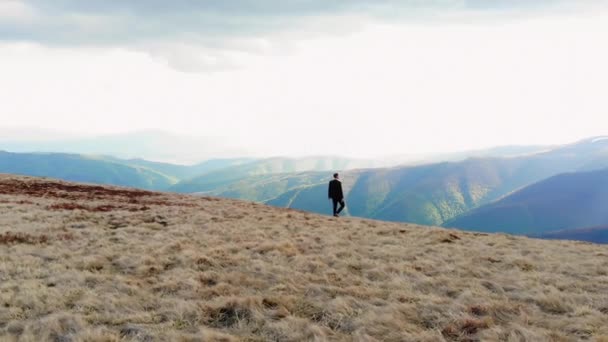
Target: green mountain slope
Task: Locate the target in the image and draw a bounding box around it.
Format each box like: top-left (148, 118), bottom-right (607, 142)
top-left (0, 151), bottom-right (175, 190)
top-left (103, 157), bottom-right (253, 180)
top-left (444, 168), bottom-right (608, 235)
top-left (210, 172), bottom-right (328, 202)
top-left (266, 183), bottom-right (332, 215)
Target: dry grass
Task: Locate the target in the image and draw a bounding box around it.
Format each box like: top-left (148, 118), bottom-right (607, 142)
top-left (0, 174), bottom-right (607, 341)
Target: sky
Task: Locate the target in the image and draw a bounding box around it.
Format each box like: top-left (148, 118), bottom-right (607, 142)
top-left (1, 0), bottom-right (607, 159)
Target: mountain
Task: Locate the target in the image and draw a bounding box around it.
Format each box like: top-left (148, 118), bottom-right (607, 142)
top-left (170, 156), bottom-right (383, 194)
top-left (444, 168), bottom-right (608, 235)
top-left (536, 226), bottom-right (608, 244)
top-left (266, 179), bottom-right (333, 215)
top-left (0, 151), bottom-right (175, 190)
top-left (102, 157), bottom-right (253, 180)
top-left (205, 172), bottom-right (329, 203)
top-left (266, 137), bottom-right (608, 224)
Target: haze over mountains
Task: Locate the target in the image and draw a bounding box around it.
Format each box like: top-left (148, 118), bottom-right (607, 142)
top-left (0, 129), bottom-right (549, 166)
top-left (1, 135), bottom-right (607, 242)
top-left (0, 130), bottom-right (246, 164)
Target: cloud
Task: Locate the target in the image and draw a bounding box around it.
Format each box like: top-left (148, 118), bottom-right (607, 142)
top-left (2, 10), bottom-right (607, 157)
top-left (0, 0), bottom-right (36, 22)
top-left (1, 0), bottom-right (606, 71)
top-left (7, 0), bottom-right (603, 46)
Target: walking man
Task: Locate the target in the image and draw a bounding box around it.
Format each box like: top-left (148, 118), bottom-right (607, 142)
top-left (328, 173), bottom-right (345, 217)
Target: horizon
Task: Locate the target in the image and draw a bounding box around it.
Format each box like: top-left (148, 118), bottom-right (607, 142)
top-left (0, 128), bottom-right (606, 165)
top-left (2, 1), bottom-right (608, 159)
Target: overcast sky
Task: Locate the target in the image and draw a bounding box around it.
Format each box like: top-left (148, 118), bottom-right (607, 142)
top-left (1, 0), bottom-right (607, 158)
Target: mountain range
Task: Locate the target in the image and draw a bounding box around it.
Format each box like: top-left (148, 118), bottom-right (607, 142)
top-left (1, 136), bottom-right (607, 242)
top-left (0, 151), bottom-right (250, 191)
top-left (0, 151), bottom-right (175, 190)
top-left (0, 151), bottom-right (376, 193)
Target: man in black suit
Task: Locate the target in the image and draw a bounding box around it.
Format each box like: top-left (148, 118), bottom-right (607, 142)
top-left (328, 173), bottom-right (345, 217)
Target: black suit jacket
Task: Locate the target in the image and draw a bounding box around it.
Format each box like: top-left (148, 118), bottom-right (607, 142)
top-left (328, 179), bottom-right (344, 200)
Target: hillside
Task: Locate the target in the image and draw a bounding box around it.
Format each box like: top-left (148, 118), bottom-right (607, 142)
top-left (0, 151), bottom-right (175, 191)
top-left (208, 172), bottom-right (329, 203)
top-left (1, 174), bottom-right (607, 341)
top-left (445, 168), bottom-right (608, 235)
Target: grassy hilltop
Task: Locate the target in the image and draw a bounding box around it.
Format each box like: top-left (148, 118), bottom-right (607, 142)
top-left (1, 174), bottom-right (607, 341)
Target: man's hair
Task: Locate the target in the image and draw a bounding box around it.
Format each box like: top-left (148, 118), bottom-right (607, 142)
top-left (333, 173), bottom-right (339, 178)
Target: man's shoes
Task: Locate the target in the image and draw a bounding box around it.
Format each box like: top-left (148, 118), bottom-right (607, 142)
top-left (333, 214), bottom-right (340, 217)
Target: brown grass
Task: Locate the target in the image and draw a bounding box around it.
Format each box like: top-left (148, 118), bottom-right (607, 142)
top-left (1, 174), bottom-right (608, 341)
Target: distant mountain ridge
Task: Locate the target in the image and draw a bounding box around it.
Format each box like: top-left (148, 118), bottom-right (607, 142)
top-left (0, 151), bottom-right (254, 191)
top-left (445, 167), bottom-right (608, 235)
top-left (101, 156), bottom-right (253, 180)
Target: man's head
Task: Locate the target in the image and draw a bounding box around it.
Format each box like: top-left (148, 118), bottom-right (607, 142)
top-left (333, 173), bottom-right (339, 179)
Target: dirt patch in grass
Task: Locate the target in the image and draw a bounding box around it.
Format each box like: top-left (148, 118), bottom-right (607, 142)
top-left (47, 202), bottom-right (150, 212)
top-left (0, 231), bottom-right (49, 245)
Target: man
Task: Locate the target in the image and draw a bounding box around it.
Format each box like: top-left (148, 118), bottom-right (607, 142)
top-left (328, 173), bottom-right (345, 217)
